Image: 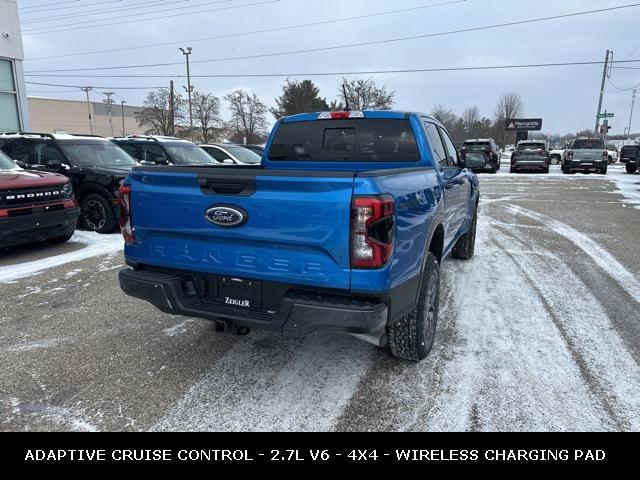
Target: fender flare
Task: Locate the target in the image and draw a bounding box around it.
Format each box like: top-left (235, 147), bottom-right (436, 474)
top-left (75, 183), bottom-right (116, 202)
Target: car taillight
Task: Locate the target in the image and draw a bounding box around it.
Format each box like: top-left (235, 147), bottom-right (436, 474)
top-left (318, 111), bottom-right (365, 120)
top-left (602, 151), bottom-right (608, 160)
top-left (118, 184), bottom-right (136, 244)
top-left (567, 151), bottom-right (574, 160)
top-left (351, 195), bottom-right (395, 269)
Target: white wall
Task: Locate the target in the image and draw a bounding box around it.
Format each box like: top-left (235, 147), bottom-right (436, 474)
top-left (0, 0), bottom-right (30, 130)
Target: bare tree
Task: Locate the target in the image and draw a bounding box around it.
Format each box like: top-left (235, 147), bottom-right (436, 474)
top-left (338, 78), bottom-right (395, 110)
top-left (462, 106), bottom-right (481, 134)
top-left (191, 91), bottom-right (222, 144)
top-left (224, 89), bottom-right (269, 144)
top-left (430, 104), bottom-right (458, 131)
top-left (494, 92), bottom-right (524, 146)
top-left (135, 88), bottom-right (185, 136)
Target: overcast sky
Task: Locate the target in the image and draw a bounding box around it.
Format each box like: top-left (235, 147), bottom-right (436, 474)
top-left (17, 0), bottom-right (640, 135)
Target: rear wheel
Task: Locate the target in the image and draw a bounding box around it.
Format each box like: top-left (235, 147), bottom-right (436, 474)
top-left (452, 206), bottom-right (477, 260)
top-left (386, 252), bottom-right (439, 361)
top-left (626, 163), bottom-right (638, 174)
top-left (80, 193), bottom-right (117, 234)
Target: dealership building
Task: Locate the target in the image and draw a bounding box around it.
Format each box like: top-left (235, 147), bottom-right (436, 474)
top-left (0, 0), bottom-right (30, 132)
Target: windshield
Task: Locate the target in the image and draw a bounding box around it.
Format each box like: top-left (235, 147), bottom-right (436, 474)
top-left (572, 139), bottom-right (604, 149)
top-left (269, 119), bottom-right (419, 162)
top-left (59, 142), bottom-right (137, 167)
top-left (164, 145), bottom-right (217, 165)
top-left (0, 150), bottom-right (19, 170)
top-left (226, 145), bottom-right (262, 164)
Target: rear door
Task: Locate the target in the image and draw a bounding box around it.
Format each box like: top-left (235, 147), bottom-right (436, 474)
top-left (424, 121), bottom-right (467, 247)
top-left (126, 167), bottom-right (355, 290)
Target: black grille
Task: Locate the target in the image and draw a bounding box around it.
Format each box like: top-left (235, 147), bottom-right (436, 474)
top-left (0, 185), bottom-right (67, 208)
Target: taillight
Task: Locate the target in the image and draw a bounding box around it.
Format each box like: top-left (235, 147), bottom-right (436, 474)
top-left (118, 184), bottom-right (136, 244)
top-left (318, 111), bottom-right (365, 120)
top-left (602, 151), bottom-right (608, 160)
top-left (351, 195), bottom-right (395, 269)
top-left (567, 151), bottom-right (574, 160)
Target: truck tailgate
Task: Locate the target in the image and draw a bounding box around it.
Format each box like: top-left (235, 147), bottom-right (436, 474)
top-left (125, 168), bottom-right (355, 290)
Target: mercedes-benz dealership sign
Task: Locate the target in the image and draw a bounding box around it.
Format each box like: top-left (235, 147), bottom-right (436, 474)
top-left (505, 118), bottom-right (543, 131)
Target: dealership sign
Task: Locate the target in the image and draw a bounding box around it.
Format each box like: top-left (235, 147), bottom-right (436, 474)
top-left (505, 118), bottom-right (543, 131)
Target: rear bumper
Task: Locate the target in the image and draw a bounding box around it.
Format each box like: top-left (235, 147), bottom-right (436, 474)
top-left (564, 159), bottom-right (607, 170)
top-left (118, 268), bottom-right (388, 336)
top-left (513, 161), bottom-right (548, 170)
top-left (0, 206), bottom-right (80, 248)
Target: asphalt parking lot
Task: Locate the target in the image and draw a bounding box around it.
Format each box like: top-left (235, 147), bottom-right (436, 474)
top-left (1, 164), bottom-right (639, 432)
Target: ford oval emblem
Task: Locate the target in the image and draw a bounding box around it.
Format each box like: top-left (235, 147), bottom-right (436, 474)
top-left (204, 205), bottom-right (248, 228)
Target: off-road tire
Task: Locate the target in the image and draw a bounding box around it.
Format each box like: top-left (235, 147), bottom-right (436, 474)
top-left (451, 205), bottom-right (477, 260)
top-left (80, 193), bottom-right (117, 234)
top-left (386, 252), bottom-right (440, 361)
top-left (626, 163), bottom-right (638, 174)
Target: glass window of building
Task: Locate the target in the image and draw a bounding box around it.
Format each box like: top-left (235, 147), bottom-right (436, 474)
top-left (0, 59), bottom-right (20, 132)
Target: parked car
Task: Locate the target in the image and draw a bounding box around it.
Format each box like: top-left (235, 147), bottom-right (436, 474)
top-left (606, 143), bottom-right (619, 164)
top-left (561, 138), bottom-right (609, 175)
top-left (549, 144), bottom-right (569, 165)
top-left (0, 149), bottom-right (79, 249)
top-left (200, 144), bottom-right (262, 165)
top-left (118, 110), bottom-right (480, 362)
top-left (0, 132), bottom-right (136, 233)
top-left (620, 144), bottom-right (640, 174)
top-left (510, 140), bottom-right (550, 174)
top-left (461, 138), bottom-right (501, 173)
top-left (242, 144), bottom-right (265, 156)
top-left (110, 135), bottom-right (216, 166)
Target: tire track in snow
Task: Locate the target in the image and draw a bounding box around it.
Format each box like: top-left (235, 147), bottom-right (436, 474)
top-left (491, 226), bottom-right (640, 430)
top-left (153, 331), bottom-right (373, 431)
top-left (504, 204), bottom-right (640, 305)
top-left (421, 223), bottom-right (614, 431)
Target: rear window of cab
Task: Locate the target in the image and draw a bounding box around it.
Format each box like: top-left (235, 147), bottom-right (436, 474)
top-left (268, 119), bottom-right (419, 162)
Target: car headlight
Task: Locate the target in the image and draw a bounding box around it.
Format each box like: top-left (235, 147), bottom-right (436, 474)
top-left (62, 182), bottom-right (74, 199)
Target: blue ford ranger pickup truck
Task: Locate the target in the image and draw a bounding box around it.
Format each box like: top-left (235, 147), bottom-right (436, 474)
top-left (118, 111), bottom-right (480, 361)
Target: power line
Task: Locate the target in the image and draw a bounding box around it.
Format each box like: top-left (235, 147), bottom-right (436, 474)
top-left (21, 0), bottom-right (191, 24)
top-left (607, 77), bottom-right (640, 92)
top-left (25, 3), bottom-right (640, 73)
top-left (25, 81), bottom-right (167, 90)
top-left (25, 0), bottom-right (466, 61)
top-left (20, 0), bottom-right (88, 11)
top-left (23, 59), bottom-right (640, 81)
top-left (22, 0), bottom-right (280, 35)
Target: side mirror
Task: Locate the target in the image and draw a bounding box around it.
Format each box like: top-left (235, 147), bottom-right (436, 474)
top-left (45, 159), bottom-right (62, 169)
top-left (463, 152), bottom-right (487, 170)
top-left (139, 160), bottom-right (155, 166)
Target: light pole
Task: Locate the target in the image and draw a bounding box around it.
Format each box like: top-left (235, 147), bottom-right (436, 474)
top-left (80, 86), bottom-right (94, 135)
top-left (121, 101), bottom-right (127, 136)
top-left (179, 47), bottom-right (194, 139)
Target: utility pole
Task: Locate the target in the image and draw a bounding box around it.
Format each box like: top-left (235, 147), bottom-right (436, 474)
top-left (103, 91), bottom-right (115, 137)
top-left (627, 89), bottom-right (637, 140)
top-left (179, 47), bottom-right (194, 139)
top-left (80, 87), bottom-right (94, 135)
top-left (121, 101), bottom-right (127, 136)
top-left (595, 50), bottom-right (612, 135)
top-left (169, 80), bottom-right (175, 136)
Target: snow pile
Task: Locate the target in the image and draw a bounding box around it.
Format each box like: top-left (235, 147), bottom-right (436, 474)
top-left (608, 169), bottom-right (640, 210)
top-left (0, 231), bottom-right (123, 283)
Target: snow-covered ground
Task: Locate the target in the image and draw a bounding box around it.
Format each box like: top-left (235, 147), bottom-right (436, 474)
top-left (0, 231), bottom-right (123, 284)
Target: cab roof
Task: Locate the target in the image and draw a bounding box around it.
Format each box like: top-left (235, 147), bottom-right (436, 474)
top-left (281, 110), bottom-right (424, 123)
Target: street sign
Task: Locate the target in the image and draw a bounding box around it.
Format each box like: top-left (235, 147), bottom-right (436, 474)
top-left (505, 118), bottom-right (543, 131)
top-left (597, 112), bottom-right (614, 118)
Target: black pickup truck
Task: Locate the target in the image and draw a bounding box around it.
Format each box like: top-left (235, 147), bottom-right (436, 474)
top-left (0, 133), bottom-right (137, 233)
top-left (620, 144), bottom-right (639, 174)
